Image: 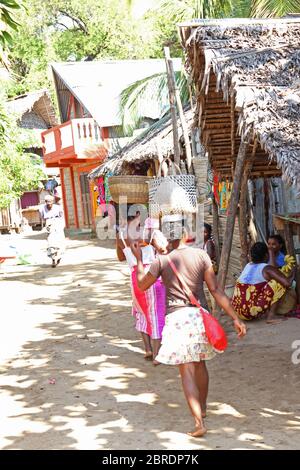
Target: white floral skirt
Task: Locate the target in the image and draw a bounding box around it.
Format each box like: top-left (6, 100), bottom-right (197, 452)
top-left (156, 306), bottom-right (216, 365)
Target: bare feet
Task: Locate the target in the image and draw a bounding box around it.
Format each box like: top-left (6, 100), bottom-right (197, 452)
top-left (152, 359), bottom-right (161, 366)
top-left (201, 406), bottom-right (207, 418)
top-left (187, 426), bottom-right (207, 438)
top-left (144, 351), bottom-right (153, 361)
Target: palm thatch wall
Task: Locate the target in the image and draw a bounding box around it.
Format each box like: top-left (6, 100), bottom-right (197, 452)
top-left (179, 18), bottom-right (300, 192)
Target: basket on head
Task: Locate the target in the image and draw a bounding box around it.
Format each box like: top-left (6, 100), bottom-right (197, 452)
top-left (108, 176), bottom-right (152, 204)
top-left (148, 160), bottom-right (197, 218)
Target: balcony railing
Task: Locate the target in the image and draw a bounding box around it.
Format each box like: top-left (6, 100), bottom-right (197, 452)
top-left (42, 118), bottom-right (107, 165)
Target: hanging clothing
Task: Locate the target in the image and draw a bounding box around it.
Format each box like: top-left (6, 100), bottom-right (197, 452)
top-left (104, 172), bottom-right (112, 203)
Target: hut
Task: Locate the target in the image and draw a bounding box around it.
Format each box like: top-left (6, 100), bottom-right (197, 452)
top-left (179, 18), bottom-right (300, 293)
top-left (89, 107), bottom-right (208, 189)
top-left (89, 107), bottom-right (211, 223)
top-left (4, 90), bottom-right (58, 230)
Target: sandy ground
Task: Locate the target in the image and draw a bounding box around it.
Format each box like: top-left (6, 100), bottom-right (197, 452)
top-left (0, 231), bottom-right (300, 450)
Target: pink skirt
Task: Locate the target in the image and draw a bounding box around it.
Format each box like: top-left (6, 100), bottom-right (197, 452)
top-left (131, 266), bottom-right (166, 339)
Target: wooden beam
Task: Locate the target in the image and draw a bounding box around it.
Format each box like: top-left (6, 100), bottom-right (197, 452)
top-left (217, 140), bottom-right (248, 289)
top-left (164, 47), bottom-right (181, 166)
top-left (239, 170), bottom-right (250, 268)
top-left (212, 197), bottom-right (221, 265)
top-left (238, 139), bottom-right (258, 266)
top-left (70, 167), bottom-right (79, 229)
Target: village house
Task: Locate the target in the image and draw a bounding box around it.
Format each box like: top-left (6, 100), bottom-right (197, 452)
top-left (41, 59), bottom-right (181, 232)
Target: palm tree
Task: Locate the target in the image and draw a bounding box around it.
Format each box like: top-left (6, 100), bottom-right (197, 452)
top-left (120, 1), bottom-right (233, 132)
top-left (120, 0), bottom-right (300, 133)
top-left (251, 0), bottom-right (300, 17)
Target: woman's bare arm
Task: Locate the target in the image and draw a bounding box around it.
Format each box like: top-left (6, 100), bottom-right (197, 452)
top-left (204, 267), bottom-right (246, 337)
top-left (263, 265), bottom-right (294, 288)
top-left (206, 239), bottom-right (216, 261)
top-left (131, 241), bottom-right (157, 291)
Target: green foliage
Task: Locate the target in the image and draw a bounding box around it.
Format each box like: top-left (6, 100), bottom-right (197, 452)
top-left (0, 0), bottom-right (22, 47)
top-left (120, 70), bottom-right (190, 134)
top-left (7, 0), bottom-right (159, 95)
top-left (0, 91), bottom-right (45, 208)
top-left (250, 0), bottom-right (300, 17)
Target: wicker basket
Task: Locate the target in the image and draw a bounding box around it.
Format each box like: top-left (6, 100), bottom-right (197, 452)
top-left (108, 176), bottom-right (152, 204)
top-left (148, 160), bottom-right (197, 217)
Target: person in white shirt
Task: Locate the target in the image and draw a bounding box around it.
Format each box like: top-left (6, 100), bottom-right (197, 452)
top-left (39, 195), bottom-right (65, 267)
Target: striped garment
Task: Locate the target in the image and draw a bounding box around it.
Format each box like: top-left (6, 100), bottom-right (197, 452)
top-left (131, 265), bottom-right (166, 339)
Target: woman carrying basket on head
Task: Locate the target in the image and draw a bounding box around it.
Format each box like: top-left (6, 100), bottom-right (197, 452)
top-left (131, 214), bottom-right (246, 438)
top-left (116, 213), bottom-right (167, 363)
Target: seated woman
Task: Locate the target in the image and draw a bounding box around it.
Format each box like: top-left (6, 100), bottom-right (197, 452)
top-left (232, 242), bottom-right (295, 324)
top-left (268, 234), bottom-right (286, 268)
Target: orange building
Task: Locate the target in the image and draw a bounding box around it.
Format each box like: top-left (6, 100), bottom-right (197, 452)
top-left (41, 59), bottom-right (182, 231)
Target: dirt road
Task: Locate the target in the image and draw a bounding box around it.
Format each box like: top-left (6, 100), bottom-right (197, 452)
top-left (0, 232), bottom-right (299, 449)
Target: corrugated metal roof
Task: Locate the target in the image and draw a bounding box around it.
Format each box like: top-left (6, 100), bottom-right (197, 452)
top-left (51, 59), bottom-right (182, 127)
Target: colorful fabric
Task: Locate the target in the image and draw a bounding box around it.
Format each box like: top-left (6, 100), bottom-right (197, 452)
top-left (276, 252), bottom-right (285, 268)
top-left (232, 279), bottom-right (286, 321)
top-left (155, 306), bottom-right (216, 365)
top-left (96, 177), bottom-right (106, 206)
top-left (104, 173), bottom-right (112, 203)
top-left (213, 174), bottom-right (233, 213)
top-left (131, 265), bottom-right (166, 339)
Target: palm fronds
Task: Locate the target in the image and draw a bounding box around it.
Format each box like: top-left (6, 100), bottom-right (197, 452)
top-left (157, 0), bottom-right (233, 20)
top-left (119, 70), bottom-right (189, 135)
top-left (250, 0), bottom-right (300, 17)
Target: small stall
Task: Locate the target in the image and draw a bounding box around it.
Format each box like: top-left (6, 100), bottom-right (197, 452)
top-left (21, 205), bottom-right (42, 229)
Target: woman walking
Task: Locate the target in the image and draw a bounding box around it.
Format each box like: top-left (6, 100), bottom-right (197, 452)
top-left (39, 195), bottom-right (65, 267)
top-left (131, 215), bottom-right (246, 437)
top-left (116, 214), bottom-right (166, 363)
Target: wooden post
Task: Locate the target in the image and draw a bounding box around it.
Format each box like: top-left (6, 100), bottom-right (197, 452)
top-left (217, 140), bottom-right (248, 289)
top-left (164, 47), bottom-right (181, 167)
top-left (241, 140), bottom-right (258, 253)
top-left (173, 79), bottom-right (192, 172)
top-left (238, 169), bottom-right (249, 268)
top-left (212, 197), bottom-right (221, 265)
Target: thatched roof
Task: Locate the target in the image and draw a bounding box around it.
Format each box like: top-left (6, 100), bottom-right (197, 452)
top-left (7, 90), bottom-right (57, 128)
top-left (89, 108), bottom-right (193, 178)
top-left (179, 18), bottom-right (300, 189)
